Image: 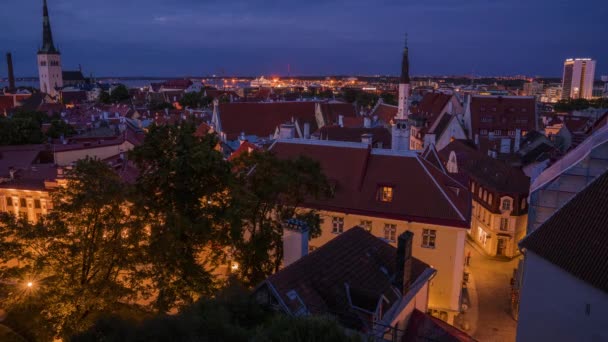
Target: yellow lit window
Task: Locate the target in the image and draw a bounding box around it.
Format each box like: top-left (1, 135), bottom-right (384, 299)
top-left (379, 186), bottom-right (394, 202)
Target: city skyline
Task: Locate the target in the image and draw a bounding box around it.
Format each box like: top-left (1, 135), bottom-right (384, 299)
top-left (0, 0), bottom-right (607, 78)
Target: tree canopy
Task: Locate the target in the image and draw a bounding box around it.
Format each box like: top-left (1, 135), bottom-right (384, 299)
top-left (0, 110), bottom-right (75, 145)
top-left (0, 123), bottom-right (332, 338)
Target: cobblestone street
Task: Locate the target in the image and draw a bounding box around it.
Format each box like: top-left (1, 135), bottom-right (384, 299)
top-left (462, 238), bottom-right (520, 342)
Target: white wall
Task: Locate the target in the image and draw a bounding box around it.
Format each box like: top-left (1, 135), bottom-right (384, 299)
top-left (517, 251), bottom-right (608, 342)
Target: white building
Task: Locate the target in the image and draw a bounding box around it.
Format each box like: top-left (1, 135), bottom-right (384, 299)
top-left (517, 170), bottom-right (608, 342)
top-left (37, 0), bottom-right (63, 97)
top-left (561, 58), bottom-right (596, 100)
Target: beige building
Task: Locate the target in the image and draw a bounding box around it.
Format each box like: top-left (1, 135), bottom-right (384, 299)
top-left (439, 140), bottom-right (530, 258)
top-left (271, 139), bottom-right (471, 324)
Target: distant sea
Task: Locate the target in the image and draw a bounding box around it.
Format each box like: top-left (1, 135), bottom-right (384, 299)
top-left (0, 78), bottom-right (213, 90)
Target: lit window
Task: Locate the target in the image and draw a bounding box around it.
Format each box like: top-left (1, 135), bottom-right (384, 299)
top-left (501, 198), bottom-right (512, 211)
top-left (19, 198), bottom-right (26, 207)
top-left (6, 197), bottom-right (12, 207)
top-left (332, 217), bottom-right (344, 234)
top-left (384, 224), bottom-right (396, 242)
top-left (422, 229), bottom-right (436, 248)
top-left (521, 198), bottom-right (526, 210)
top-left (500, 218), bottom-right (510, 231)
top-left (378, 186), bottom-right (394, 203)
top-left (34, 199), bottom-right (41, 209)
top-left (360, 220), bottom-right (372, 232)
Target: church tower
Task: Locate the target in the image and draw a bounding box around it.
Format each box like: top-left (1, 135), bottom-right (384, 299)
top-left (396, 34), bottom-right (410, 119)
top-left (37, 0), bottom-right (63, 97)
top-left (392, 34), bottom-right (411, 152)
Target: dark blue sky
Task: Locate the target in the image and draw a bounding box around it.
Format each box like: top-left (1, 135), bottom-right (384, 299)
top-left (1, 0), bottom-right (607, 77)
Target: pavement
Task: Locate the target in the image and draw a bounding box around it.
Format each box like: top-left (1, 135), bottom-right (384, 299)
top-left (457, 238), bottom-right (521, 342)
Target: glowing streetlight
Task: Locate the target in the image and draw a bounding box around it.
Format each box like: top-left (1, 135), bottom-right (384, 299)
top-left (27, 282), bottom-right (33, 288)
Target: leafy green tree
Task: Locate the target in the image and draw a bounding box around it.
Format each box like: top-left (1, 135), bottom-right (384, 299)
top-left (110, 84), bottom-right (131, 103)
top-left (130, 123), bottom-right (233, 312)
top-left (0, 110), bottom-right (76, 145)
top-left (0, 158), bottom-right (147, 339)
top-left (73, 280), bottom-right (360, 342)
top-left (380, 92), bottom-right (397, 106)
top-left (342, 88), bottom-right (359, 103)
top-left (228, 151), bottom-right (330, 287)
top-left (98, 90), bottom-right (111, 104)
top-left (356, 92), bottom-right (379, 109)
top-left (178, 91), bottom-right (211, 108)
top-left (149, 102), bottom-right (174, 111)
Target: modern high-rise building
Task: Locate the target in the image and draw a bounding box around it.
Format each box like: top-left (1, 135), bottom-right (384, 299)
top-left (561, 58), bottom-right (596, 100)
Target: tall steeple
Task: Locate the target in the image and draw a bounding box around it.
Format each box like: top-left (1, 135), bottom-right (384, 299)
top-left (400, 33), bottom-right (410, 84)
top-left (396, 33), bottom-right (411, 120)
top-left (37, 0), bottom-right (63, 97)
top-left (39, 0), bottom-right (59, 55)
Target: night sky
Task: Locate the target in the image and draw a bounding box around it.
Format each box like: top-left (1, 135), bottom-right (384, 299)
top-left (1, 0), bottom-right (607, 78)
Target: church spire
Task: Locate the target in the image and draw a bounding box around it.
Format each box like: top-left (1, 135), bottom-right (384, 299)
top-left (400, 33), bottom-right (410, 84)
top-left (39, 0), bottom-right (59, 54)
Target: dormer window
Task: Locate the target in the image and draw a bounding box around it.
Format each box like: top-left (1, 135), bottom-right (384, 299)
top-left (378, 186), bottom-right (394, 203)
top-left (501, 198), bottom-right (512, 211)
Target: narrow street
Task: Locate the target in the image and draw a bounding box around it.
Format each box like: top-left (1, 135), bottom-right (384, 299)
top-left (463, 239), bottom-right (520, 342)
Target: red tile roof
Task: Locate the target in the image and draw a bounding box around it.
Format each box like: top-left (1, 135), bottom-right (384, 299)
top-left (194, 122), bottom-right (212, 137)
top-left (264, 227), bottom-right (431, 330)
top-left (371, 103), bottom-right (398, 124)
top-left (317, 126), bottom-right (391, 148)
top-left (403, 309), bottom-right (476, 342)
top-left (0, 95), bottom-right (15, 112)
top-left (411, 92), bottom-right (452, 120)
top-left (438, 140), bottom-right (530, 195)
top-left (520, 170), bottom-right (608, 294)
top-left (271, 141), bottom-right (470, 227)
top-left (470, 96), bottom-right (536, 136)
top-left (228, 141), bottom-right (259, 161)
top-left (218, 102), bottom-right (318, 140)
top-left (319, 102), bottom-right (357, 125)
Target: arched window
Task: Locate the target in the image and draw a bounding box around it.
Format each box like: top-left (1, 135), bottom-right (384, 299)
top-left (488, 193), bottom-right (493, 204)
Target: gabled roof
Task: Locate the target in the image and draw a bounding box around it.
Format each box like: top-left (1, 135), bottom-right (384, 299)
top-left (371, 103), bottom-right (398, 124)
top-left (271, 140), bottom-right (470, 227)
top-left (228, 141), bottom-right (259, 161)
top-left (411, 93), bottom-right (452, 120)
top-left (520, 170), bottom-right (608, 294)
top-left (264, 227), bottom-right (431, 330)
top-left (319, 102), bottom-right (357, 125)
top-left (218, 102), bottom-right (318, 140)
top-left (438, 140), bottom-right (530, 194)
top-left (62, 71), bottom-right (85, 82)
top-left (421, 144), bottom-right (446, 174)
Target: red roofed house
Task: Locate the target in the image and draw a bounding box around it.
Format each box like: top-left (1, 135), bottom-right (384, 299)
top-left (463, 95), bottom-right (537, 154)
top-left (256, 227), bottom-right (461, 340)
top-left (438, 140), bottom-right (530, 258)
top-left (270, 138), bottom-right (471, 325)
top-left (409, 92), bottom-right (466, 151)
top-left (211, 100), bottom-right (357, 142)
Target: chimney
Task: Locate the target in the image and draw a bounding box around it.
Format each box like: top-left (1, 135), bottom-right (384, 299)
top-left (303, 122), bottom-right (311, 139)
top-left (394, 231), bottom-right (414, 295)
top-left (363, 116), bottom-right (371, 128)
top-left (239, 131), bottom-right (246, 144)
top-left (282, 219), bottom-right (309, 267)
top-left (361, 133), bottom-right (373, 146)
top-left (338, 114), bottom-right (344, 127)
top-left (474, 134), bottom-right (479, 146)
top-left (514, 128), bottom-right (522, 152)
top-left (6, 53), bottom-right (15, 91)
top-left (279, 123), bottom-right (296, 139)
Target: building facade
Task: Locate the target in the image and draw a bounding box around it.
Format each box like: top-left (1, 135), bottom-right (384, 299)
top-left (439, 140), bottom-right (530, 258)
top-left (271, 139), bottom-right (471, 325)
top-left (561, 58), bottom-right (596, 100)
